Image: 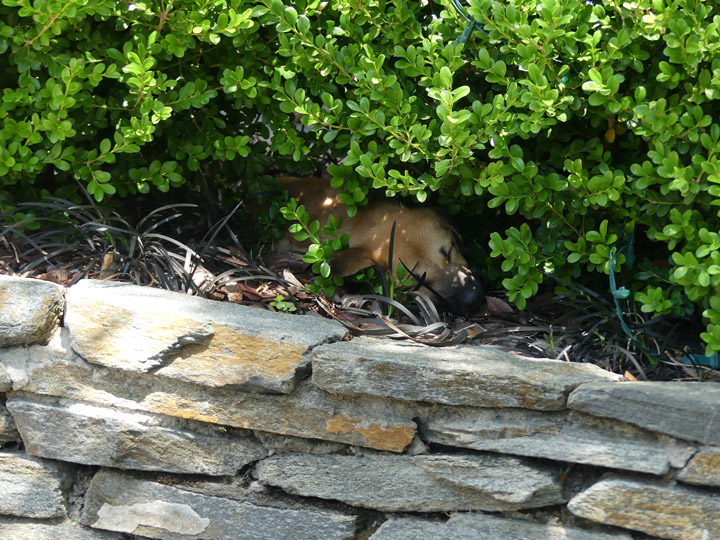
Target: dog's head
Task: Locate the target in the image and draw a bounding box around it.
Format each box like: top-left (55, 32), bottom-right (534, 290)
top-left (332, 205), bottom-right (484, 314)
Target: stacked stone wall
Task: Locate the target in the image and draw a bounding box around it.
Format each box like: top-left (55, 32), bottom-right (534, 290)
top-left (0, 275), bottom-right (718, 539)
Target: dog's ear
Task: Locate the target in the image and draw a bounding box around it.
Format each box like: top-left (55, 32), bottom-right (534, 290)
top-left (331, 247), bottom-right (375, 277)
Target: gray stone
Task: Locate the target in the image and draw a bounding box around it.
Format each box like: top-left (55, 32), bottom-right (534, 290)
top-left (1, 329), bottom-right (416, 452)
top-left (255, 452), bottom-right (565, 512)
top-left (0, 362), bottom-right (9, 391)
top-left (81, 470), bottom-right (357, 540)
top-left (419, 407), bottom-right (690, 474)
top-left (568, 477), bottom-right (720, 540)
top-left (313, 338), bottom-right (621, 410)
top-left (369, 513), bottom-right (632, 540)
top-left (7, 395), bottom-right (267, 475)
top-left (65, 279), bottom-right (347, 393)
top-left (0, 403), bottom-right (19, 442)
top-left (568, 381), bottom-right (720, 445)
top-left (0, 518), bottom-right (124, 540)
top-left (0, 326), bottom-right (77, 392)
top-left (0, 275), bottom-right (63, 347)
top-left (678, 447), bottom-right (720, 488)
top-left (0, 451), bottom-right (67, 518)
top-left (253, 430), bottom-right (348, 455)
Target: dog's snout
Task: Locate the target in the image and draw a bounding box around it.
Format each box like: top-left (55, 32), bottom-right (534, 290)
top-left (443, 267), bottom-right (483, 314)
top-left (455, 284), bottom-right (483, 312)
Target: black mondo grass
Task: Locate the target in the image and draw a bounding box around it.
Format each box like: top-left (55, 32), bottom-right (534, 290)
top-left (1, 198), bottom-right (207, 292)
top-left (0, 196), bottom-right (306, 313)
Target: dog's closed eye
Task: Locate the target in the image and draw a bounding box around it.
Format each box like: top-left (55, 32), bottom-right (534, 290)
top-left (439, 245), bottom-right (454, 263)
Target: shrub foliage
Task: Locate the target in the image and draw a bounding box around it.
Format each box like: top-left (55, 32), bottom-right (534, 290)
top-left (1, 0), bottom-right (719, 354)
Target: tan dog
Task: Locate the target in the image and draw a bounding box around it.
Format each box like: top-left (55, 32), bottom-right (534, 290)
top-left (275, 177), bottom-right (483, 314)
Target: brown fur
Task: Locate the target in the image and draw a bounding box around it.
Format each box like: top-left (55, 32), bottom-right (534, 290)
top-left (275, 177), bottom-right (483, 313)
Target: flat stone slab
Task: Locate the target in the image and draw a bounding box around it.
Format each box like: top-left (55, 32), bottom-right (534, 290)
top-left (313, 338), bottom-right (621, 410)
top-left (419, 407), bottom-right (691, 475)
top-left (0, 403), bottom-right (19, 442)
top-left (568, 381), bottom-right (720, 445)
top-left (369, 513), bottom-right (632, 540)
top-left (0, 275), bottom-right (63, 347)
top-left (1, 329), bottom-right (416, 452)
top-left (65, 280), bottom-right (347, 393)
top-left (568, 477), bottom-right (720, 540)
top-left (0, 451), bottom-right (67, 518)
top-left (7, 395), bottom-right (267, 475)
top-left (81, 470), bottom-right (357, 540)
top-left (678, 447), bottom-right (720, 488)
top-left (0, 518), bottom-right (124, 540)
top-left (255, 452), bottom-right (565, 512)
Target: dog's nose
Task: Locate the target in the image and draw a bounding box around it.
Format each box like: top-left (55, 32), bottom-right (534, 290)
top-left (446, 269), bottom-right (484, 314)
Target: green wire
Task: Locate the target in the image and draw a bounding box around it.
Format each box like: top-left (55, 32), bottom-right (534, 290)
top-left (450, 0), bottom-right (486, 44)
top-left (449, 0), bottom-right (574, 83)
top-left (609, 246), bottom-right (660, 363)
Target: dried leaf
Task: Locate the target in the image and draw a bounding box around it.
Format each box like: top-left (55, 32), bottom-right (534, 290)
top-left (281, 268), bottom-right (304, 288)
top-left (37, 268), bottom-right (69, 284)
top-left (623, 371), bottom-right (638, 382)
top-left (486, 295), bottom-right (513, 314)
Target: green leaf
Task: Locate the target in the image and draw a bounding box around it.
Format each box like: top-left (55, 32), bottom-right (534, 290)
top-left (297, 15), bottom-right (310, 34)
top-left (284, 6), bottom-right (298, 24)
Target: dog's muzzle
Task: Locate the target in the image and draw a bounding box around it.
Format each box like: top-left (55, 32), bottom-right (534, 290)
top-left (438, 267), bottom-right (484, 314)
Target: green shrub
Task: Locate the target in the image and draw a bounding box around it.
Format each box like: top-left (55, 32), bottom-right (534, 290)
top-left (1, 0), bottom-right (719, 354)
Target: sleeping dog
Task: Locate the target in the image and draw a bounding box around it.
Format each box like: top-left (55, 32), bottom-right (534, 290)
top-left (275, 176), bottom-right (483, 314)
